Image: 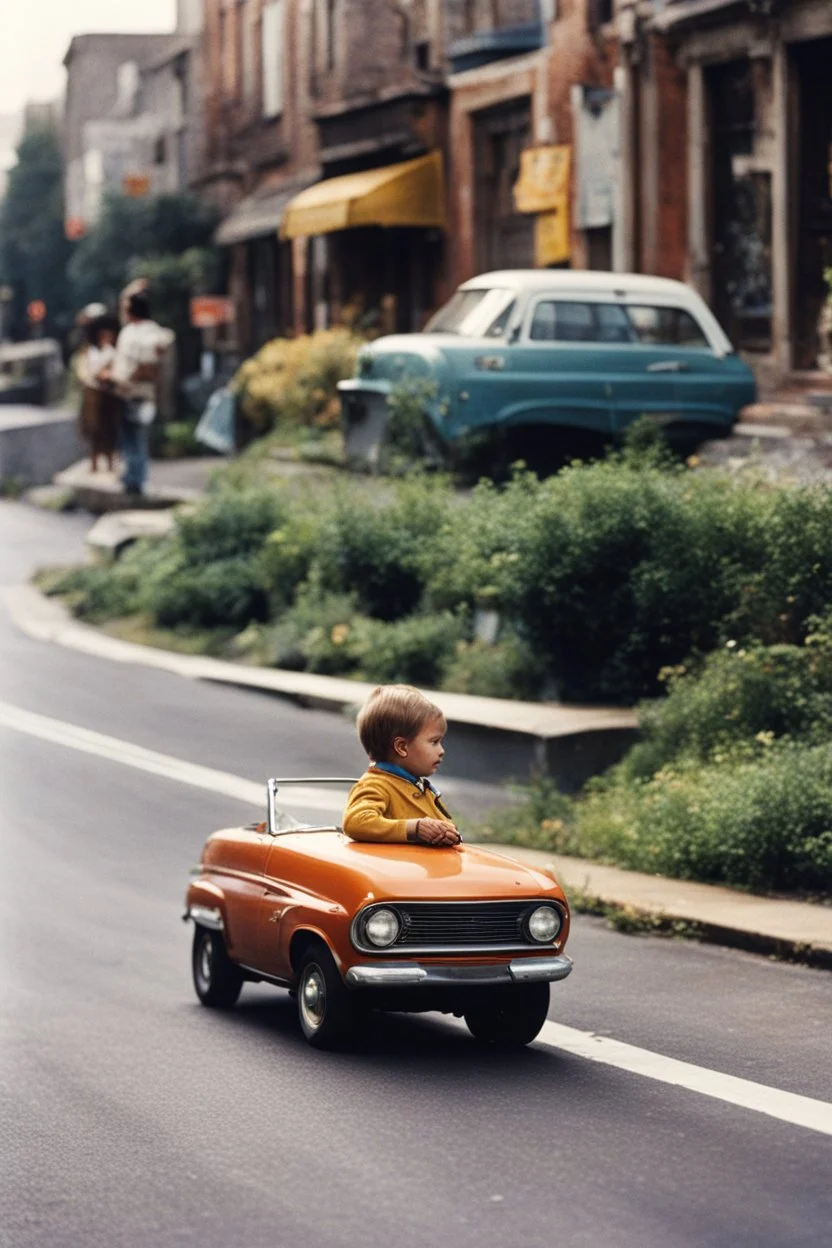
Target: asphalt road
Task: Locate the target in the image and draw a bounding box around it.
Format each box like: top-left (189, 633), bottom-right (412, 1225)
top-left (1, 500), bottom-right (831, 1248)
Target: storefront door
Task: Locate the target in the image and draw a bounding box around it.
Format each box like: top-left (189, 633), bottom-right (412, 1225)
top-left (473, 99), bottom-right (535, 273)
top-left (794, 38), bottom-right (832, 370)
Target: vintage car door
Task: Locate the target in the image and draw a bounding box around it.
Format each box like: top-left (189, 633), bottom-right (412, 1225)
top-left (210, 826), bottom-right (276, 968)
top-left (505, 296), bottom-right (614, 434)
top-left (607, 301), bottom-right (742, 435)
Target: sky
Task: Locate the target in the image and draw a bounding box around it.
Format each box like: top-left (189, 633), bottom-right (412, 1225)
top-left (0, 0), bottom-right (177, 117)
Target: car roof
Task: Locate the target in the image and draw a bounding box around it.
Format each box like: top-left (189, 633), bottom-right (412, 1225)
top-left (457, 270), bottom-right (733, 354)
top-left (460, 270), bottom-right (694, 297)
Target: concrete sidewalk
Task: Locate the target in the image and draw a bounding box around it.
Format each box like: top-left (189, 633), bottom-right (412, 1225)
top-left (480, 844), bottom-right (832, 969)
top-left (53, 456), bottom-right (220, 511)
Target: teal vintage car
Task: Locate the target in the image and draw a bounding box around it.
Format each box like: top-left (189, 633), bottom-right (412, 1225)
top-left (338, 270), bottom-right (757, 466)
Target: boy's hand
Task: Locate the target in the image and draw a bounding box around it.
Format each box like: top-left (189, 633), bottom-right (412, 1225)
top-left (410, 819), bottom-right (462, 847)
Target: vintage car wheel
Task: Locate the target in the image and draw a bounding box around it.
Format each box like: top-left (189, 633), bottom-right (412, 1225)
top-left (192, 925), bottom-right (244, 1009)
top-left (464, 983), bottom-right (550, 1048)
top-left (297, 942), bottom-right (358, 1049)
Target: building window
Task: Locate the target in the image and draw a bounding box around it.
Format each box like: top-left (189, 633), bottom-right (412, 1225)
top-left (262, 0), bottom-right (285, 118)
top-left (154, 135), bottom-right (167, 165)
top-left (240, 0), bottom-right (257, 108)
top-left (414, 39), bottom-right (431, 72)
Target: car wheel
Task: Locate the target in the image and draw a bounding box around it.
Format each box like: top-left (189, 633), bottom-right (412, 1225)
top-left (297, 942), bottom-right (358, 1050)
top-left (192, 925), bottom-right (244, 1009)
top-left (464, 983), bottom-right (550, 1049)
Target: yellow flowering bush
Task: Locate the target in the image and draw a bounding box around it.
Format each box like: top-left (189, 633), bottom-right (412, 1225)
top-left (233, 329), bottom-right (362, 435)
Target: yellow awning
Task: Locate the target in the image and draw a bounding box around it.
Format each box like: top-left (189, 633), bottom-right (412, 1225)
top-left (281, 151), bottom-right (447, 239)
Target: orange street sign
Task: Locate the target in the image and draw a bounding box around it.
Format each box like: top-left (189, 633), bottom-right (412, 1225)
top-left (123, 174), bottom-right (151, 197)
top-left (27, 300), bottom-right (47, 323)
top-left (190, 296), bottom-right (236, 328)
top-left (514, 145), bottom-right (571, 214)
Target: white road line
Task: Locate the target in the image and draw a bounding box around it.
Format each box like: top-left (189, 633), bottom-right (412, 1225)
top-left (3, 698), bottom-right (832, 1135)
top-left (534, 1021), bottom-right (832, 1137)
top-left (0, 699), bottom-right (345, 815)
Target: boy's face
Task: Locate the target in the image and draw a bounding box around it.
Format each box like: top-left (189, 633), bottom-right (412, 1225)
top-left (394, 716), bottom-right (446, 777)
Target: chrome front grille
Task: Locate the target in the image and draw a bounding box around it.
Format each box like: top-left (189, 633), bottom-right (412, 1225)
top-left (397, 902), bottom-right (530, 946)
top-left (352, 900), bottom-right (563, 955)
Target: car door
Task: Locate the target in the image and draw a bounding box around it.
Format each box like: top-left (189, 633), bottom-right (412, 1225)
top-left (214, 827), bottom-right (275, 968)
top-left (503, 297), bottom-right (614, 435)
top-left (608, 302), bottom-right (742, 435)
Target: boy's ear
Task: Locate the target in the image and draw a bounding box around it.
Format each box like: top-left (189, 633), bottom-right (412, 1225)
top-left (392, 735), bottom-right (409, 759)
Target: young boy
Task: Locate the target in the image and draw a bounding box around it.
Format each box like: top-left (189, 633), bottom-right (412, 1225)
top-left (343, 685), bottom-right (462, 847)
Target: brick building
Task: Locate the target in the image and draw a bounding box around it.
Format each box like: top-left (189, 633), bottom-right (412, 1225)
top-left (640, 0), bottom-right (832, 385)
top-left (62, 2), bottom-right (205, 240)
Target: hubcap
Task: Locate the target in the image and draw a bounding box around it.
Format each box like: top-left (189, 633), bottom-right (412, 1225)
top-left (198, 936), bottom-right (213, 988)
top-left (300, 965), bottom-right (326, 1031)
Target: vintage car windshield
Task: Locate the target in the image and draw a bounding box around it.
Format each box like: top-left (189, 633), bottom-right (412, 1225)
top-left (425, 287), bottom-right (515, 337)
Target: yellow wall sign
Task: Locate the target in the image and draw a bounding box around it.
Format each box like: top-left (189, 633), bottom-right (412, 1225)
top-left (536, 208), bottom-right (570, 267)
top-left (513, 145), bottom-right (571, 214)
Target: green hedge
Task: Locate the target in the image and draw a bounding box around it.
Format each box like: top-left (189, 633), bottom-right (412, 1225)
top-left (41, 456), bottom-right (832, 706)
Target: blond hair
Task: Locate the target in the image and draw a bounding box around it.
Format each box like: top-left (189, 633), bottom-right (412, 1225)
top-left (356, 685), bottom-right (446, 762)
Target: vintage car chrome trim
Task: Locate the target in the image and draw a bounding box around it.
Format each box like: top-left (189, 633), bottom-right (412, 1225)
top-left (345, 956), bottom-right (573, 989)
top-left (509, 955), bottom-right (573, 983)
top-left (345, 965), bottom-right (429, 987)
top-left (185, 905), bottom-right (224, 931)
top-left (267, 777), bottom-right (358, 836)
top-left (351, 899), bottom-right (567, 956)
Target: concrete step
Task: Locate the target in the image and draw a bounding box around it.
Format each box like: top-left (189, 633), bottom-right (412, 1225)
top-left (739, 401), bottom-right (832, 434)
top-left (86, 509), bottom-right (177, 560)
top-left (54, 459), bottom-right (202, 513)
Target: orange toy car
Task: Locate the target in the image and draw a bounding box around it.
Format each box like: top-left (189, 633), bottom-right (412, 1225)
top-left (184, 777), bottom-right (573, 1049)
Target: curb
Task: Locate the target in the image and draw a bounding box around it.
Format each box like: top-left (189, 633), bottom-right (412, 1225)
top-left (485, 846), bottom-right (832, 971)
top-left (4, 583), bottom-right (638, 788)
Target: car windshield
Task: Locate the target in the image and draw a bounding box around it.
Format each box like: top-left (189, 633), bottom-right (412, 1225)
top-left (425, 287), bottom-right (514, 337)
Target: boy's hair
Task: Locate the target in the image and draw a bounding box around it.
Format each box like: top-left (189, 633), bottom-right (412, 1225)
top-left (357, 685), bottom-right (446, 762)
top-left (127, 292), bottom-right (151, 321)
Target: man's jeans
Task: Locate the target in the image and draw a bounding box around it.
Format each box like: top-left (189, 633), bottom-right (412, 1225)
top-left (121, 403), bottom-right (151, 492)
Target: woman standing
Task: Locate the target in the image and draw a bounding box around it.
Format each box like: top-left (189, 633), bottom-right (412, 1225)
top-left (77, 314), bottom-right (122, 474)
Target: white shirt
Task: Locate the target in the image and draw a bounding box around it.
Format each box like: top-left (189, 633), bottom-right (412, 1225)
top-left (112, 319), bottom-right (175, 402)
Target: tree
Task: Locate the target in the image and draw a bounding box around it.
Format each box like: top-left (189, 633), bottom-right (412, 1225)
top-left (68, 192), bottom-right (220, 312)
top-left (0, 125), bottom-right (74, 339)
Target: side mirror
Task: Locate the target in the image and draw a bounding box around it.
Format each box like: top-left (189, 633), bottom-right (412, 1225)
top-left (507, 322), bottom-right (522, 345)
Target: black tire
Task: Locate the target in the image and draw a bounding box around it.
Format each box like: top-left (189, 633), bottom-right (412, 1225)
top-left (296, 941), bottom-right (359, 1050)
top-left (192, 925), bottom-right (244, 1009)
top-left (464, 983), bottom-right (550, 1049)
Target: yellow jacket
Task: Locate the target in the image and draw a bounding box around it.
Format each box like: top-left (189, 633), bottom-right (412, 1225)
top-left (342, 768), bottom-right (451, 843)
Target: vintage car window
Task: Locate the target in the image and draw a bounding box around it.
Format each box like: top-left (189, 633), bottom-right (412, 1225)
top-left (484, 299), bottom-right (516, 339)
top-left (529, 301), bottom-right (597, 343)
top-left (425, 287), bottom-right (512, 336)
top-left (595, 302), bottom-right (635, 343)
top-left (627, 305), bottom-right (710, 349)
top-left (425, 289), bottom-right (487, 333)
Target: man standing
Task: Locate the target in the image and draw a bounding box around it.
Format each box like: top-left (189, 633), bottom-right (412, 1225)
top-left (110, 292), bottom-right (174, 496)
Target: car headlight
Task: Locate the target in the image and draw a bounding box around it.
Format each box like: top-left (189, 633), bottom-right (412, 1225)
top-left (526, 905), bottom-right (561, 944)
top-left (363, 908), bottom-right (401, 948)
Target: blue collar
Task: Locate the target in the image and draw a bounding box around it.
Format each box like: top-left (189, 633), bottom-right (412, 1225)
top-left (372, 761), bottom-right (440, 797)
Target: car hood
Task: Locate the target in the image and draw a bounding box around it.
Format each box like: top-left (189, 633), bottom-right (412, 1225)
top-left (272, 831), bottom-right (565, 905)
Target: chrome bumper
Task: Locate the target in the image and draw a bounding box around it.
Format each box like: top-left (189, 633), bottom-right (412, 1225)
top-left (344, 955), bottom-right (573, 989)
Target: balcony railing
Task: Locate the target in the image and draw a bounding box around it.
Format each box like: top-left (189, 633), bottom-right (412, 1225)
top-left (448, 21), bottom-right (545, 75)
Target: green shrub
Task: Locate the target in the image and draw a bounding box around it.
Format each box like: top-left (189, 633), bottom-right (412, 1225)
top-left (233, 329), bottom-right (361, 435)
top-left (311, 476), bottom-right (453, 621)
top-left (40, 540), bottom-right (160, 621)
top-left (574, 743), bottom-right (832, 893)
top-left (149, 555), bottom-right (269, 629)
top-left (175, 485), bottom-right (285, 563)
top-left (441, 630), bottom-right (546, 700)
top-left (474, 778), bottom-right (574, 852)
top-left (357, 610), bottom-right (469, 688)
